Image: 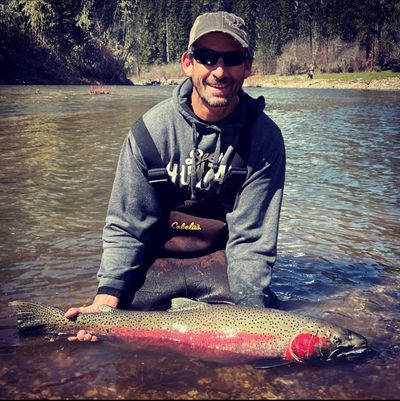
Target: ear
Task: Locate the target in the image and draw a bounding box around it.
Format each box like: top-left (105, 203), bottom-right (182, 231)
top-left (181, 51), bottom-right (193, 77)
top-left (244, 57), bottom-right (253, 79)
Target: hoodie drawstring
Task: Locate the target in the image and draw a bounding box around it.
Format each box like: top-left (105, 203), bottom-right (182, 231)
top-left (190, 122), bottom-right (198, 199)
top-left (190, 122), bottom-right (223, 198)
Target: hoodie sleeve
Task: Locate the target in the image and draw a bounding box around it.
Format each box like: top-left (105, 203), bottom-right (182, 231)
top-left (96, 128), bottom-right (162, 299)
top-left (225, 113), bottom-right (286, 308)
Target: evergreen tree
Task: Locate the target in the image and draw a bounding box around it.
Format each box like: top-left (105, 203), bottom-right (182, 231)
top-left (257, 0), bottom-right (284, 73)
top-left (1, 0), bottom-right (399, 83)
top-left (281, 0), bottom-right (300, 43)
top-left (232, 0), bottom-right (260, 53)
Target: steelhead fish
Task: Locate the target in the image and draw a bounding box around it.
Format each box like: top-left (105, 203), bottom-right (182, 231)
top-left (9, 297), bottom-right (370, 368)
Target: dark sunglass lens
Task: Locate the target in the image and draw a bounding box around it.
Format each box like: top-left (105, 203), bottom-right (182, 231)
top-left (193, 50), bottom-right (219, 65)
top-left (223, 51), bottom-right (246, 66)
top-left (192, 49), bottom-right (246, 66)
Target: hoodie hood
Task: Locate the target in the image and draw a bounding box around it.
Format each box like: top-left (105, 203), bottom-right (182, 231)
top-left (172, 78), bottom-right (266, 199)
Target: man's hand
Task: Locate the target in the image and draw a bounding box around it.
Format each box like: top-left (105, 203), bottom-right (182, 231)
top-left (65, 294), bottom-right (119, 342)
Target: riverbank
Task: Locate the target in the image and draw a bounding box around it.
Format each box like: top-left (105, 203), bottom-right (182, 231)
top-left (131, 71), bottom-right (400, 91)
top-left (244, 73), bottom-right (400, 91)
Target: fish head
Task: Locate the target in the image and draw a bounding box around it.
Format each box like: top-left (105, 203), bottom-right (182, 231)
top-left (286, 326), bottom-right (370, 362)
top-left (325, 327), bottom-right (371, 361)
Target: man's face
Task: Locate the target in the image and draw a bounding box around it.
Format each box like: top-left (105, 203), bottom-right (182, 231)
top-left (182, 32), bottom-right (252, 120)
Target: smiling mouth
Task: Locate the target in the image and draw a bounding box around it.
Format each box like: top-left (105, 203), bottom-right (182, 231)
top-left (207, 82), bottom-right (230, 90)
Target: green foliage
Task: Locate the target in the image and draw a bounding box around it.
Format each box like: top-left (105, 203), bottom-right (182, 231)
top-left (0, 0), bottom-right (399, 83)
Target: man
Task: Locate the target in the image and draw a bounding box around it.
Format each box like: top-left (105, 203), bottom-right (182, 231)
top-left (66, 11), bottom-right (285, 342)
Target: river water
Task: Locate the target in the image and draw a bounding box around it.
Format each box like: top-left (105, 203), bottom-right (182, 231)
top-left (0, 84), bottom-right (399, 400)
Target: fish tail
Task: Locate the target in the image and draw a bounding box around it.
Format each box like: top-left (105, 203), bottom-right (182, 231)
top-left (9, 300), bottom-right (66, 335)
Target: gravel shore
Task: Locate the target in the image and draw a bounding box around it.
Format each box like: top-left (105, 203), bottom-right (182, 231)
top-left (134, 75), bottom-right (400, 91)
top-left (244, 75), bottom-right (400, 91)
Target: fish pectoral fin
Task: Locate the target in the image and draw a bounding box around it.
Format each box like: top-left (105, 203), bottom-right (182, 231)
top-left (251, 358), bottom-right (293, 369)
top-left (168, 297), bottom-right (208, 312)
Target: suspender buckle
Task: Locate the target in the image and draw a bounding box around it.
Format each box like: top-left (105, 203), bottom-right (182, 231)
top-left (148, 168), bottom-right (169, 184)
top-left (227, 167), bottom-right (247, 179)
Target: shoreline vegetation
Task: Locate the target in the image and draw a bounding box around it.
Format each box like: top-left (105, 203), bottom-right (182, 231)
top-left (129, 66), bottom-right (400, 91)
top-left (2, 1), bottom-right (399, 90)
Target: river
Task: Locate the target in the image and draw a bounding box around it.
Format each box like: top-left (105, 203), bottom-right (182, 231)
top-left (0, 84), bottom-right (399, 399)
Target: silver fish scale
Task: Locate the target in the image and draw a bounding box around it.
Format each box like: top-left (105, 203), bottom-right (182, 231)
top-left (75, 302), bottom-right (337, 340)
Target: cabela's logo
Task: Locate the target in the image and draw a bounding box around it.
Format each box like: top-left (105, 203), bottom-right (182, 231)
top-left (171, 221), bottom-right (201, 231)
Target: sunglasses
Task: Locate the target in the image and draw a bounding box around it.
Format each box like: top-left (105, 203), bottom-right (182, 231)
top-left (190, 49), bottom-right (247, 67)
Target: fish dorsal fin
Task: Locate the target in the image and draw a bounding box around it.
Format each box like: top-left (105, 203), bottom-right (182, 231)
top-left (168, 297), bottom-right (208, 312)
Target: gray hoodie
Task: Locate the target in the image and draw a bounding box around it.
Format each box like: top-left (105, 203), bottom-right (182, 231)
top-left (97, 77), bottom-right (286, 307)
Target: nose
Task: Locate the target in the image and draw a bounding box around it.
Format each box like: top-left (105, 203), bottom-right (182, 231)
top-left (211, 58), bottom-right (228, 78)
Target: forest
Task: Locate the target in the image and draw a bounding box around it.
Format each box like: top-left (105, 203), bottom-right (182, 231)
top-left (0, 0), bottom-right (399, 84)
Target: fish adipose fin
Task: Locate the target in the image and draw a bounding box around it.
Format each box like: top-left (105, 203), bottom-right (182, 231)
top-left (168, 297), bottom-right (209, 312)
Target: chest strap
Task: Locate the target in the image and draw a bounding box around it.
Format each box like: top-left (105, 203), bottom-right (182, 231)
top-left (132, 106), bottom-right (259, 197)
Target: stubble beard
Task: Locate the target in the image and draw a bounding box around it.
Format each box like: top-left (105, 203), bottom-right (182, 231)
top-left (200, 89), bottom-right (234, 108)
top-left (197, 77), bottom-right (243, 108)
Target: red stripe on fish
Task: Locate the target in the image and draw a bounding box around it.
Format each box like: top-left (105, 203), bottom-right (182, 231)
top-left (110, 327), bottom-right (281, 360)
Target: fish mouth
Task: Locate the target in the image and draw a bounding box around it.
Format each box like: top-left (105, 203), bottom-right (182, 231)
top-left (328, 344), bottom-right (372, 360)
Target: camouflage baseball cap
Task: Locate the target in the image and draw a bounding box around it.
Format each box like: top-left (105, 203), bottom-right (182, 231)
top-left (188, 11), bottom-right (250, 51)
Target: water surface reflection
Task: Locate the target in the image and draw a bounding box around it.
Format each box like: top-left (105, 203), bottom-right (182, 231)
top-left (0, 85), bottom-right (399, 399)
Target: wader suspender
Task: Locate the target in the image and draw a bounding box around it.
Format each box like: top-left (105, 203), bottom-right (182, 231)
top-left (131, 106), bottom-right (259, 201)
top-left (132, 117), bottom-right (170, 185)
top-left (128, 107), bottom-right (259, 310)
